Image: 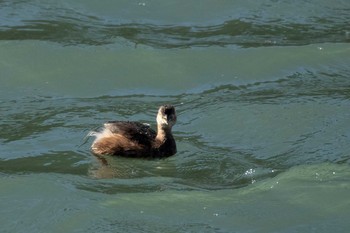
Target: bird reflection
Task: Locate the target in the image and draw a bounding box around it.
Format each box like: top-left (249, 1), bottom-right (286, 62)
top-left (88, 154), bottom-right (176, 179)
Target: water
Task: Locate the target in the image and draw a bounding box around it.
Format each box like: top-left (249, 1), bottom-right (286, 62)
top-left (1, 0), bottom-right (350, 232)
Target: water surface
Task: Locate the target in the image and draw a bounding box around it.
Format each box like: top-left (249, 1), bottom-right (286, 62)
top-left (1, 0), bottom-right (350, 232)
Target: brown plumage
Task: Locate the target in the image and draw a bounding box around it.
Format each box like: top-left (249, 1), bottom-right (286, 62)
top-left (90, 105), bottom-right (177, 158)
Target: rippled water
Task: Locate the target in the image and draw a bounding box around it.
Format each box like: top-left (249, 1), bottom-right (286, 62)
top-left (1, 0), bottom-right (350, 232)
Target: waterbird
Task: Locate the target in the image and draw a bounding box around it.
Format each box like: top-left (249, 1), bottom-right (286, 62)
top-left (90, 105), bottom-right (177, 158)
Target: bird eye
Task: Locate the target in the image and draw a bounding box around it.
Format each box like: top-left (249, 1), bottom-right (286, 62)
top-left (164, 108), bottom-right (173, 115)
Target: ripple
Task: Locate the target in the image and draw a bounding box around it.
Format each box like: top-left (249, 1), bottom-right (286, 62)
top-left (1, 66), bottom-right (350, 191)
top-left (1, 1), bottom-right (349, 47)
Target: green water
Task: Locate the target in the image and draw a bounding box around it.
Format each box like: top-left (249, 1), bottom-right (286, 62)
top-left (1, 0), bottom-right (350, 232)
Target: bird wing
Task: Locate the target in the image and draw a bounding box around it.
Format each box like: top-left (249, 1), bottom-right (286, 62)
top-left (103, 121), bottom-right (157, 146)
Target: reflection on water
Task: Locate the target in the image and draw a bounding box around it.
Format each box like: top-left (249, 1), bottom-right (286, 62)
top-left (87, 148), bottom-right (277, 191)
top-left (88, 155), bottom-right (167, 180)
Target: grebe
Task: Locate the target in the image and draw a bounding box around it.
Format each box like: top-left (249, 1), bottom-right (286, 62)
top-left (90, 105), bottom-right (177, 158)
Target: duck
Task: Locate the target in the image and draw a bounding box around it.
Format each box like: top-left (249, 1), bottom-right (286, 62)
top-left (90, 105), bottom-right (177, 158)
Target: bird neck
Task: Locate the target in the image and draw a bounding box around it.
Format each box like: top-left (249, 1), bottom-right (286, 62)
top-left (156, 125), bottom-right (173, 142)
top-left (154, 125), bottom-right (176, 156)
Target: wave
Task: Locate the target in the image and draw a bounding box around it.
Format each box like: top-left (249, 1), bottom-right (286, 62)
top-left (1, 18), bottom-right (349, 48)
top-left (0, 1), bottom-right (349, 47)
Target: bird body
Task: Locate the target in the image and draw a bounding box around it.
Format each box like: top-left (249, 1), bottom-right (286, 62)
top-left (90, 105), bottom-right (177, 158)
